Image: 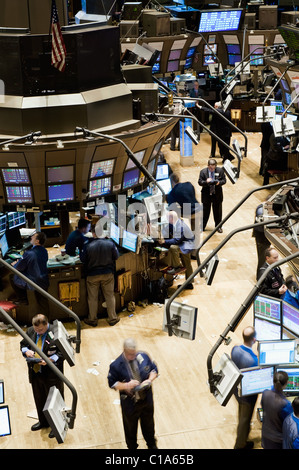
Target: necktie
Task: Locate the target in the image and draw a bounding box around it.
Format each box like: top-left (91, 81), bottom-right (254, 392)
top-left (33, 335), bottom-right (43, 373)
top-left (210, 172), bottom-right (215, 195)
top-left (129, 360), bottom-right (145, 401)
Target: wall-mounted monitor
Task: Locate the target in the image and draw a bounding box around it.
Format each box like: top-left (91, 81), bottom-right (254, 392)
top-left (162, 300), bottom-right (198, 341)
top-left (167, 60), bottom-right (180, 73)
top-left (47, 166), bottom-right (74, 183)
top-left (90, 159), bottom-right (114, 178)
top-left (204, 55), bottom-right (217, 66)
top-left (198, 9), bottom-right (243, 33)
top-left (48, 183), bottom-right (74, 203)
top-left (227, 44), bottom-right (240, 54)
top-left (7, 211), bottom-right (26, 229)
top-left (282, 301), bottom-right (299, 337)
top-left (239, 366), bottom-right (274, 397)
top-left (121, 229), bottom-right (138, 253)
top-left (110, 221), bottom-right (120, 245)
top-left (123, 168), bottom-right (140, 190)
top-left (253, 294), bottom-right (282, 324)
top-left (204, 44), bottom-right (217, 55)
top-left (0, 214), bottom-right (6, 233)
top-left (6, 186), bottom-right (33, 204)
top-left (0, 405), bottom-right (11, 437)
top-left (184, 57), bottom-right (193, 69)
top-left (169, 49), bottom-right (181, 60)
top-left (276, 366), bottom-right (299, 396)
top-left (125, 150), bottom-right (145, 170)
top-left (1, 168), bottom-right (30, 184)
top-left (89, 177), bottom-right (111, 198)
top-left (228, 54), bottom-right (242, 66)
top-left (258, 339), bottom-right (297, 366)
top-left (186, 47), bottom-right (196, 58)
top-left (0, 232), bottom-right (9, 258)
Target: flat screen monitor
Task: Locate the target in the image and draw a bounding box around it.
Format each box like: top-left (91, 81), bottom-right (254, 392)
top-left (228, 54), bottom-right (241, 66)
top-left (198, 9), bottom-right (243, 33)
top-left (157, 178), bottom-right (172, 195)
top-left (123, 168), bottom-right (140, 189)
top-left (186, 47), bottom-right (196, 58)
top-left (204, 44), bottom-right (217, 55)
top-left (258, 339), bottom-right (297, 366)
top-left (48, 183), bottom-right (74, 203)
top-left (0, 405), bottom-right (11, 437)
top-left (43, 386), bottom-right (68, 443)
top-left (2, 168), bottom-right (30, 184)
top-left (125, 150), bottom-right (145, 170)
top-left (0, 214), bottom-right (6, 233)
top-left (282, 301), bottom-right (299, 337)
top-left (169, 49), bottom-right (181, 60)
top-left (284, 92), bottom-right (292, 106)
top-left (152, 61), bottom-right (160, 74)
top-left (47, 166), bottom-right (74, 183)
top-left (147, 158), bottom-right (156, 176)
top-left (167, 60), bottom-right (180, 73)
top-left (7, 211), bottom-right (26, 229)
top-left (0, 232), bottom-right (9, 258)
top-left (110, 221), bottom-right (120, 245)
top-left (270, 101), bottom-right (284, 114)
top-left (240, 366), bottom-right (274, 397)
top-left (276, 366), bottom-right (299, 395)
top-left (184, 57), bottom-right (193, 69)
top-left (5, 227), bottom-right (22, 249)
top-left (90, 159), bottom-right (114, 178)
top-left (162, 300), bottom-right (198, 341)
top-left (281, 78), bottom-right (290, 92)
top-left (227, 44), bottom-right (240, 54)
top-left (122, 230), bottom-right (138, 252)
top-left (253, 294), bottom-right (282, 324)
top-left (204, 55), bottom-right (217, 66)
top-left (0, 380), bottom-right (4, 404)
top-left (254, 317), bottom-right (282, 341)
top-left (156, 164), bottom-right (169, 180)
top-left (6, 186), bottom-right (33, 204)
top-left (89, 177), bottom-right (111, 197)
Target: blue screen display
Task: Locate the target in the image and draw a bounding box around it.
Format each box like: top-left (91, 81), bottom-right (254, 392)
top-left (198, 9), bottom-right (242, 33)
top-left (48, 183), bottom-right (74, 202)
top-left (122, 230), bottom-right (138, 252)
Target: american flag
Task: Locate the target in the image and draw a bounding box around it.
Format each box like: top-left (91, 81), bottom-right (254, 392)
top-left (51, 0), bottom-right (66, 72)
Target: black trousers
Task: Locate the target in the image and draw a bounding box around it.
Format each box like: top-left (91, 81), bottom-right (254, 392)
top-left (202, 195), bottom-right (222, 229)
top-left (121, 398), bottom-right (156, 449)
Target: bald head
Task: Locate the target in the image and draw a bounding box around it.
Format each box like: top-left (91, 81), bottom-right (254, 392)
top-left (242, 326), bottom-right (256, 347)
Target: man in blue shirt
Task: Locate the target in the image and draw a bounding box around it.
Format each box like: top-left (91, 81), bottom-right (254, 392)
top-left (283, 397), bottom-right (299, 449)
top-left (65, 218), bottom-right (91, 256)
top-left (231, 326), bottom-right (258, 449)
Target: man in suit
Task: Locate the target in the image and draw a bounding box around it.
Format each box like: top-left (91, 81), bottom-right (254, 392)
top-left (20, 314), bottom-right (65, 438)
top-left (108, 338), bottom-right (158, 449)
top-left (257, 247), bottom-right (287, 298)
top-left (198, 158), bottom-right (226, 233)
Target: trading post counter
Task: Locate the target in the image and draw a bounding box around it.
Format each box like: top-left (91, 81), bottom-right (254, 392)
top-left (0, 249), bottom-right (147, 325)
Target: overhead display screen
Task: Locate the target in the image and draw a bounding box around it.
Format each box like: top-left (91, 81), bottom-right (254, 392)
top-left (198, 9), bottom-right (243, 33)
top-left (2, 168), bottom-right (30, 184)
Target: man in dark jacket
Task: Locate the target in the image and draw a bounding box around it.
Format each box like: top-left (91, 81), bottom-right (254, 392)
top-left (198, 158), bottom-right (226, 232)
top-left (257, 247), bottom-right (287, 298)
top-left (80, 224), bottom-right (119, 326)
top-left (20, 314), bottom-right (65, 438)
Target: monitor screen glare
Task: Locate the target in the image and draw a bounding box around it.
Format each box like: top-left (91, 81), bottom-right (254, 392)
top-left (122, 230), bottom-right (138, 252)
top-left (258, 340), bottom-right (296, 366)
top-left (198, 9), bottom-right (242, 33)
top-left (156, 164), bottom-right (169, 180)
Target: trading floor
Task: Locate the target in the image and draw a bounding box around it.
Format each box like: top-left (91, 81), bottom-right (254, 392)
top-left (0, 129), bottom-right (287, 450)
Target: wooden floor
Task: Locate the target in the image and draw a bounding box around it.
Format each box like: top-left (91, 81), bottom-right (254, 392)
top-left (0, 130), bottom-right (289, 450)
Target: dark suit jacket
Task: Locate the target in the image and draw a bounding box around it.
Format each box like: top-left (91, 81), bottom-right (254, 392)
top-left (20, 324), bottom-right (64, 384)
top-left (257, 262), bottom-right (285, 298)
top-left (198, 166), bottom-right (226, 203)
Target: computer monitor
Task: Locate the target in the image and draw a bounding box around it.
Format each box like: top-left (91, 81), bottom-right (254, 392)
top-left (156, 164), bottom-right (169, 181)
top-left (228, 54), bottom-right (242, 66)
top-left (0, 380), bottom-right (4, 404)
top-left (123, 168), bottom-right (140, 190)
top-left (89, 177), bottom-right (111, 197)
top-left (5, 227), bottom-right (22, 249)
top-left (204, 55), bottom-right (217, 66)
top-left (169, 49), bottom-right (181, 61)
top-left (212, 353), bottom-right (243, 406)
top-left (186, 47), bottom-right (196, 58)
top-left (53, 320), bottom-right (75, 367)
top-left (0, 232), bottom-right (9, 258)
top-left (43, 386), bottom-right (68, 443)
top-left (254, 317), bottom-right (282, 341)
top-left (162, 300), bottom-right (198, 341)
top-left (227, 44), bottom-right (241, 54)
top-left (270, 101), bottom-right (284, 115)
top-left (7, 212), bottom-right (26, 229)
top-left (90, 159), bottom-right (114, 178)
top-left (258, 339), bottom-right (297, 366)
top-left (1, 168), bottom-right (30, 184)
top-left (239, 366), bottom-right (274, 397)
top-left (253, 294), bottom-right (282, 324)
top-left (47, 166), bottom-right (74, 183)
top-left (110, 221), bottom-right (120, 245)
top-left (157, 178), bottom-right (172, 195)
top-left (121, 230), bottom-right (138, 253)
top-left (147, 158), bottom-right (156, 176)
top-left (203, 254), bottom-right (219, 286)
top-left (0, 214), bottom-right (6, 233)
top-left (276, 365), bottom-right (299, 396)
top-left (125, 150), bottom-right (145, 170)
top-left (198, 9), bottom-right (243, 33)
top-left (48, 183), bottom-right (74, 203)
top-left (167, 60), bottom-right (180, 73)
top-left (282, 301), bottom-right (299, 337)
top-left (143, 193), bottom-right (163, 222)
top-left (0, 405), bottom-right (11, 437)
top-left (6, 186), bottom-right (33, 204)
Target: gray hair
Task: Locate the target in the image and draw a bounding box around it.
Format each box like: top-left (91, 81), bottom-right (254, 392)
top-left (123, 338), bottom-right (137, 351)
